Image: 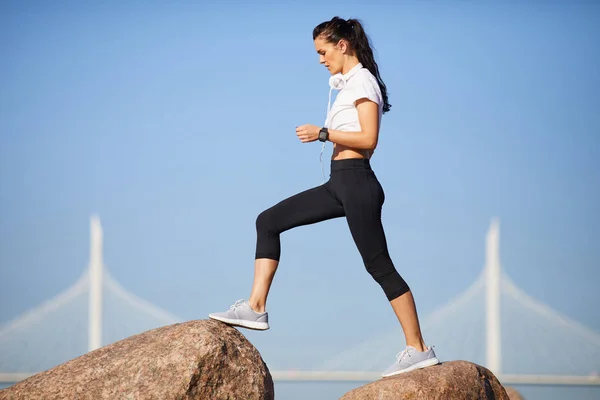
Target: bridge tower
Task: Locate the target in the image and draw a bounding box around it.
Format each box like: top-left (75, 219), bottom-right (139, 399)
top-left (485, 218), bottom-right (502, 375)
top-left (88, 215), bottom-right (103, 352)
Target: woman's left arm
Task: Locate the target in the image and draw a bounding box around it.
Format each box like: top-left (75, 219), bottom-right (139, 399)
top-left (296, 98), bottom-right (380, 150)
top-left (327, 98), bottom-right (380, 149)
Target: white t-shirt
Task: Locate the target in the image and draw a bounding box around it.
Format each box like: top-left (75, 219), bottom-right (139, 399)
top-left (324, 62), bottom-right (383, 131)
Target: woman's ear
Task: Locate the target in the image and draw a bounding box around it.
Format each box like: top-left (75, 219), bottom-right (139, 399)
top-left (339, 39), bottom-right (349, 54)
top-left (335, 39), bottom-right (349, 54)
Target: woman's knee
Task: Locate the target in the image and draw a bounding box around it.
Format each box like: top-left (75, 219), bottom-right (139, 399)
top-left (256, 208), bottom-right (276, 234)
top-left (363, 250), bottom-right (394, 278)
top-left (255, 208), bottom-right (281, 260)
top-left (364, 251), bottom-right (410, 301)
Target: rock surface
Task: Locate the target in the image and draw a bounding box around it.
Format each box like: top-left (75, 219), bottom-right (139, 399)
top-left (340, 360), bottom-right (509, 400)
top-left (0, 319), bottom-right (274, 400)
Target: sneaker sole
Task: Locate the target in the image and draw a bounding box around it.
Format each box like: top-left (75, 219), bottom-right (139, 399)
top-left (208, 314), bottom-right (270, 331)
top-left (381, 357), bottom-right (440, 378)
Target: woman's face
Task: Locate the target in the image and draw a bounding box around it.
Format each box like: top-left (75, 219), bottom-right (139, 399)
top-left (314, 36), bottom-right (346, 75)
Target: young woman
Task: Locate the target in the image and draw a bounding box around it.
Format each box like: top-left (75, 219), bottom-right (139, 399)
top-left (209, 16), bottom-right (440, 377)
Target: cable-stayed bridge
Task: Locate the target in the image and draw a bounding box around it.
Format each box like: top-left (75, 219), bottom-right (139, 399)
top-left (0, 216), bottom-right (181, 383)
top-left (1, 216), bottom-right (599, 387)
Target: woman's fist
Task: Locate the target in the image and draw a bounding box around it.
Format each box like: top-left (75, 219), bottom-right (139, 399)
top-left (295, 124), bottom-right (320, 143)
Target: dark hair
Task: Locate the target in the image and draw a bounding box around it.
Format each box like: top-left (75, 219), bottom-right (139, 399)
top-left (313, 16), bottom-right (391, 113)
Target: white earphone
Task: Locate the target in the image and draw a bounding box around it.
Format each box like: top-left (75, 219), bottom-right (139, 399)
top-left (320, 74), bottom-right (348, 184)
top-left (329, 74), bottom-right (347, 91)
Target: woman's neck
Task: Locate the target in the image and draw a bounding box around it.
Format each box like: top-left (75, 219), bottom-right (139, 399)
top-left (341, 57), bottom-right (361, 75)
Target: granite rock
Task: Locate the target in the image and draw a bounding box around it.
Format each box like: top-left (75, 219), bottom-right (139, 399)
top-left (0, 319), bottom-right (274, 400)
top-left (340, 360), bottom-right (509, 400)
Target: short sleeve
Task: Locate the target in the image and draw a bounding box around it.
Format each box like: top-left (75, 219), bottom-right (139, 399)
top-left (350, 75), bottom-right (382, 106)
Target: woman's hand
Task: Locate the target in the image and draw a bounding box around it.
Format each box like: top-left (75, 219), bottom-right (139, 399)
top-left (295, 124), bottom-right (320, 143)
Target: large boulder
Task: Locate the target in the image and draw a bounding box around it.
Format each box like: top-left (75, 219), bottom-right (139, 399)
top-left (340, 360), bottom-right (509, 400)
top-left (0, 319), bottom-right (274, 400)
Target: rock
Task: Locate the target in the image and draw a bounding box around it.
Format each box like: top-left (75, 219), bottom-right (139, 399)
top-left (504, 386), bottom-right (525, 400)
top-left (0, 319), bottom-right (274, 400)
top-left (340, 360), bottom-right (509, 400)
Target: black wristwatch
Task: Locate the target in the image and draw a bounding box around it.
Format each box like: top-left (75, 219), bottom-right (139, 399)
top-left (318, 127), bottom-right (329, 142)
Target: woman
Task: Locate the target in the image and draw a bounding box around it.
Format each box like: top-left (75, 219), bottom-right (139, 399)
top-left (209, 16), bottom-right (440, 377)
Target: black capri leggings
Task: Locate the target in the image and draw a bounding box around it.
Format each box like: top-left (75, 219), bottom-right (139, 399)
top-left (255, 158), bottom-right (410, 302)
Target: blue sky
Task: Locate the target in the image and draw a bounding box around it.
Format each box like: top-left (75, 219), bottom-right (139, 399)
top-left (1, 1), bottom-right (599, 372)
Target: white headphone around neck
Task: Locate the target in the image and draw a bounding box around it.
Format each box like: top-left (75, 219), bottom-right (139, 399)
top-left (329, 75), bottom-right (346, 90)
top-left (319, 74), bottom-right (348, 185)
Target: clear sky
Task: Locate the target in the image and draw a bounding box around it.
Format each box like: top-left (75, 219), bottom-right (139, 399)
top-left (1, 0), bottom-right (599, 375)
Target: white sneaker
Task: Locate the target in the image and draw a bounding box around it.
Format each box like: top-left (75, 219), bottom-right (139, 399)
top-left (382, 345), bottom-right (440, 377)
top-left (208, 299), bottom-right (269, 331)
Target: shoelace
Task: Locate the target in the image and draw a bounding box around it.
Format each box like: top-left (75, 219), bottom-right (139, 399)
top-left (229, 299), bottom-right (246, 310)
top-left (395, 345), bottom-right (434, 363)
top-left (396, 348), bottom-right (412, 363)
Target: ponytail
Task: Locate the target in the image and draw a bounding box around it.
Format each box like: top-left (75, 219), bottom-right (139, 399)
top-left (313, 16), bottom-right (391, 113)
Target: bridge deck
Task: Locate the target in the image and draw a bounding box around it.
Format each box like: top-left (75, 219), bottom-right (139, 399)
top-left (1, 371), bottom-right (599, 386)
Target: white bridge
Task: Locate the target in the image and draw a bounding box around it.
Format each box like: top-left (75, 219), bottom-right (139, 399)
top-left (1, 216), bottom-right (599, 387)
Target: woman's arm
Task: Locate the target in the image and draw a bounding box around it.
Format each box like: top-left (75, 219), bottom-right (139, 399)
top-left (295, 98), bottom-right (380, 150)
top-left (327, 99), bottom-right (380, 150)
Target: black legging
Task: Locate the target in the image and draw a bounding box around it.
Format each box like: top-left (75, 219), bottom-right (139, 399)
top-left (255, 158), bottom-right (409, 301)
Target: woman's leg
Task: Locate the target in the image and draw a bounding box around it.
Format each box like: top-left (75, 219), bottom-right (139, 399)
top-left (248, 259), bottom-right (278, 313)
top-left (249, 183), bottom-right (345, 312)
top-left (338, 169), bottom-right (432, 359)
top-left (210, 183), bottom-right (344, 329)
top-left (389, 291), bottom-right (427, 351)
top-left (344, 197), bottom-right (427, 350)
